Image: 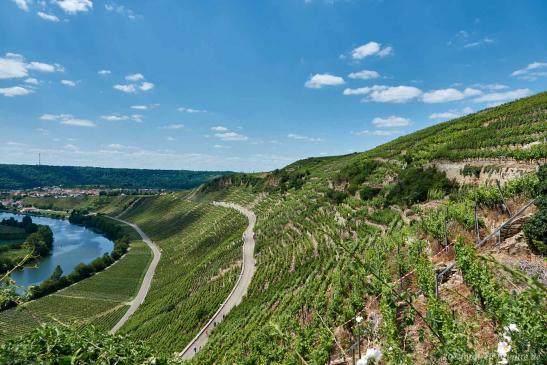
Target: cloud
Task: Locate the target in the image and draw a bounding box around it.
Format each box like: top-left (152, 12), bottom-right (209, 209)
top-left (352, 85), bottom-right (422, 103)
top-left (54, 0), bottom-right (93, 14)
top-left (0, 86), bottom-right (33, 97)
top-left (353, 129), bottom-right (402, 136)
top-left (24, 77), bottom-right (39, 85)
top-left (471, 83), bottom-right (509, 91)
top-left (125, 73), bottom-right (144, 81)
top-left (287, 133), bottom-right (324, 142)
top-left (160, 124), bottom-right (184, 130)
top-left (37, 12), bottom-right (60, 22)
top-left (0, 53), bottom-right (63, 81)
top-left (511, 62), bottom-right (547, 81)
top-left (113, 84), bottom-right (137, 93)
top-left (429, 107), bottom-right (473, 120)
top-left (211, 126), bottom-right (228, 132)
top-left (131, 104), bottom-right (159, 110)
top-left (343, 87), bottom-right (371, 95)
top-left (351, 42), bottom-right (393, 60)
top-left (372, 116), bottom-right (411, 128)
top-left (215, 132), bottom-right (248, 141)
top-left (305, 73), bottom-right (345, 88)
top-left (61, 79), bottom-right (77, 87)
top-left (178, 106), bottom-right (206, 113)
top-left (101, 114), bottom-right (143, 122)
top-left (166, 136), bottom-right (176, 142)
top-left (210, 126), bottom-right (248, 141)
top-left (98, 69), bottom-right (111, 75)
top-left (27, 61), bottom-right (64, 73)
top-left (473, 88), bottom-right (531, 104)
top-left (139, 81), bottom-right (154, 91)
top-left (12, 0), bottom-right (29, 11)
top-left (348, 70), bottom-right (380, 80)
top-left (40, 113), bottom-right (96, 127)
top-left (422, 87), bottom-right (481, 103)
top-left (463, 37), bottom-right (494, 48)
top-left (105, 3), bottom-right (139, 20)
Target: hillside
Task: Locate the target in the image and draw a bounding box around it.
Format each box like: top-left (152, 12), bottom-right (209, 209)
top-left (1, 93), bottom-right (546, 364)
top-left (0, 164), bottom-right (230, 190)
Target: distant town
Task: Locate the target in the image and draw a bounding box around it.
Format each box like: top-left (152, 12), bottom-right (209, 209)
top-left (0, 187), bottom-right (165, 213)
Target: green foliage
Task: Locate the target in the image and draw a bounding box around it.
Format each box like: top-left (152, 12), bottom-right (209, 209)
top-left (455, 240), bottom-right (547, 362)
top-left (359, 186), bottom-right (381, 201)
top-left (0, 323), bottom-right (182, 365)
top-left (0, 164), bottom-right (228, 190)
top-left (461, 165), bottom-right (482, 178)
top-left (386, 167), bottom-right (458, 207)
top-left (524, 164), bottom-right (547, 254)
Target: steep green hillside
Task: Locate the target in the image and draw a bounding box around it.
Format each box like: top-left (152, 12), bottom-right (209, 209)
top-left (2, 93), bottom-right (546, 364)
top-left (0, 164), bottom-right (230, 190)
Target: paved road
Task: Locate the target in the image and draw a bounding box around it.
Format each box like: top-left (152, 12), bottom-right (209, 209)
top-left (109, 217), bottom-right (161, 334)
top-left (179, 201), bottom-right (257, 359)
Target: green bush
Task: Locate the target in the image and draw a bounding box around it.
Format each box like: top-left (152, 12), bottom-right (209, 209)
top-left (524, 165), bottom-right (546, 254)
top-left (0, 323), bottom-right (180, 364)
top-left (386, 167), bottom-right (458, 206)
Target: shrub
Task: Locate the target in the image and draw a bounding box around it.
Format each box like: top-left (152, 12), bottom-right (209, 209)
top-left (386, 167), bottom-right (458, 206)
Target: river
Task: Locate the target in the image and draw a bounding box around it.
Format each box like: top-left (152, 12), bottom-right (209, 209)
top-left (0, 212), bottom-right (114, 292)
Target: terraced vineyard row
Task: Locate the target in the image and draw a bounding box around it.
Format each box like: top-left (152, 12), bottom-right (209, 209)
top-left (189, 156), bottom-right (545, 364)
top-left (115, 191), bottom-right (251, 354)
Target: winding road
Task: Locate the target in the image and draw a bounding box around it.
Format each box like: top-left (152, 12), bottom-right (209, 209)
top-left (179, 201), bottom-right (257, 359)
top-left (109, 216), bottom-right (161, 334)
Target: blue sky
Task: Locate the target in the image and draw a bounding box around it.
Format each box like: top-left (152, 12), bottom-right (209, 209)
top-left (0, 0), bottom-right (546, 172)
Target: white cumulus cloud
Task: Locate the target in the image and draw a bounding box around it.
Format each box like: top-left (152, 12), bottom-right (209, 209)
top-left (125, 73), bottom-right (144, 81)
top-left (422, 87), bottom-right (481, 103)
top-left (372, 116), bottom-right (411, 128)
top-left (40, 113), bottom-right (96, 127)
top-left (12, 0), bottom-right (30, 11)
top-left (287, 133), bottom-right (324, 142)
top-left (0, 86), bottom-right (33, 97)
top-left (348, 70), bottom-right (380, 80)
top-left (61, 79), bottom-right (77, 87)
top-left (429, 107), bottom-right (473, 120)
top-left (305, 73), bottom-right (345, 88)
top-left (351, 42), bottom-right (393, 60)
top-left (113, 84), bottom-right (136, 93)
top-left (139, 81), bottom-right (154, 91)
top-left (511, 62), bottom-right (547, 81)
top-left (473, 89), bottom-right (532, 104)
top-left (54, 0), bottom-right (93, 14)
top-left (98, 69), bottom-right (111, 75)
top-left (361, 85), bottom-right (423, 103)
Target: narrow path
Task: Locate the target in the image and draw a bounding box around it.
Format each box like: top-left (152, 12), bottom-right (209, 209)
top-left (179, 201), bottom-right (257, 359)
top-left (109, 217), bottom-right (161, 334)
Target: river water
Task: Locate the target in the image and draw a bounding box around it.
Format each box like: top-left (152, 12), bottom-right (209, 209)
top-left (0, 212), bottom-right (114, 292)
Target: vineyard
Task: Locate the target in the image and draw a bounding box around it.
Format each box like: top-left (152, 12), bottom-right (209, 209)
top-left (1, 93), bottom-right (546, 364)
top-left (0, 239), bottom-right (151, 341)
top-left (114, 190), bottom-right (253, 354)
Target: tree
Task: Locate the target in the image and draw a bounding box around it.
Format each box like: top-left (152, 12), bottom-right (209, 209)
top-left (50, 265), bottom-right (63, 281)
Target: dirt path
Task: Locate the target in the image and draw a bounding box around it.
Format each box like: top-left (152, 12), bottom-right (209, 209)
top-left (179, 201), bottom-right (257, 360)
top-left (109, 217), bottom-right (161, 334)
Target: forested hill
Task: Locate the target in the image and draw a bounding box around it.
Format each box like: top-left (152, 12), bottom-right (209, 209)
top-left (0, 164), bottom-right (230, 190)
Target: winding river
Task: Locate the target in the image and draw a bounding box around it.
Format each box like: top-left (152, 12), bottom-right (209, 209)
top-left (0, 212), bottom-right (114, 292)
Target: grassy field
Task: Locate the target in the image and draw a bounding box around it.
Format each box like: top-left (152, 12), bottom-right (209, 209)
top-left (0, 240), bottom-right (151, 341)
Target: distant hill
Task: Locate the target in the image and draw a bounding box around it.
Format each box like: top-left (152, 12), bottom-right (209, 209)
top-left (0, 164), bottom-right (230, 190)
